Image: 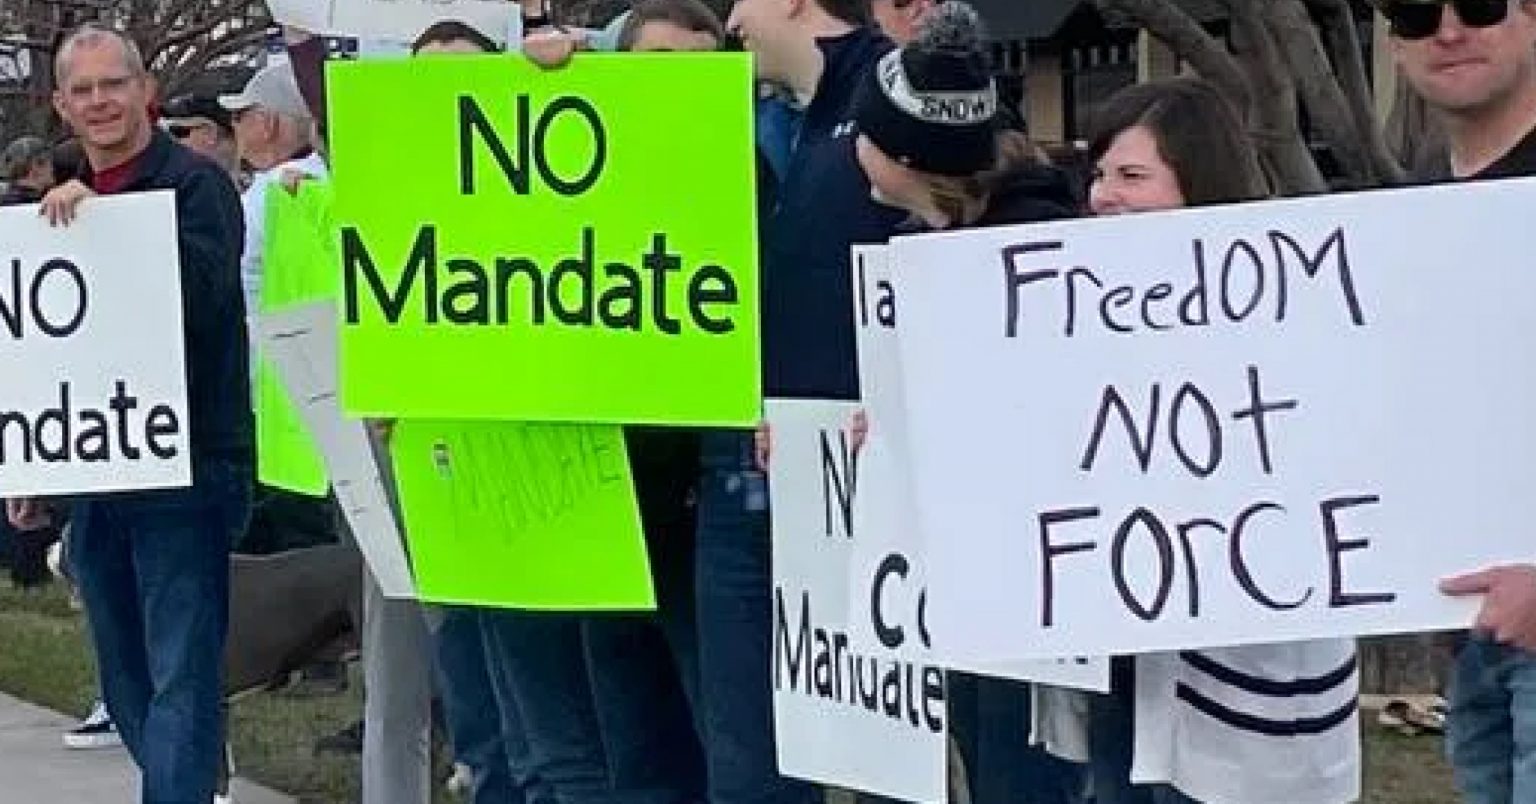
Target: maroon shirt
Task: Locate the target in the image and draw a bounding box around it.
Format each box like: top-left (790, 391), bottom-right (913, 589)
top-left (89, 154), bottom-right (142, 195)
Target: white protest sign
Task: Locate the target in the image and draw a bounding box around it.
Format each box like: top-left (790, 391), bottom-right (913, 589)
top-left (255, 302), bottom-right (416, 598)
top-left (849, 245), bottom-right (1108, 693)
top-left (267, 0), bottom-right (521, 47)
top-left (892, 177), bottom-right (1536, 664)
top-left (768, 398), bottom-right (945, 803)
top-left (0, 193), bottom-right (190, 496)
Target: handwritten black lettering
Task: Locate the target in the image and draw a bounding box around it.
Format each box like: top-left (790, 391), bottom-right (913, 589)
top-left (1230, 501), bottom-right (1312, 610)
top-left (1000, 241), bottom-right (1063, 338)
top-left (1322, 495), bottom-right (1395, 607)
top-left (1039, 507), bottom-right (1100, 627)
top-left (1112, 507), bottom-right (1176, 621)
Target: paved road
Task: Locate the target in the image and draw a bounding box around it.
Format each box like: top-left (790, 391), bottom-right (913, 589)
top-left (0, 691), bottom-right (294, 803)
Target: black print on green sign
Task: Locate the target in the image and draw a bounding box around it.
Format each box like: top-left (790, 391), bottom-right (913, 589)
top-left (340, 93), bottom-right (741, 336)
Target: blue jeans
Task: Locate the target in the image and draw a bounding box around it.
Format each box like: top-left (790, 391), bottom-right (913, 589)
top-left (435, 606), bottom-right (528, 804)
top-left (584, 492), bottom-right (706, 804)
top-left (1447, 636), bottom-right (1536, 804)
top-left (584, 616), bottom-right (705, 804)
top-left (481, 610), bottom-right (611, 804)
top-left (695, 431), bottom-right (818, 804)
top-left (948, 673), bottom-right (1085, 804)
top-left (70, 458), bottom-right (251, 804)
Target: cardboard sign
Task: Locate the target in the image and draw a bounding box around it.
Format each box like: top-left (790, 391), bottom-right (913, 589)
top-left (255, 302), bottom-right (416, 598)
top-left (389, 418), bottom-right (653, 609)
top-left (267, 0), bottom-right (522, 47)
top-left (328, 55), bottom-right (760, 425)
top-left (890, 178), bottom-right (1536, 663)
top-left (0, 193), bottom-right (191, 496)
top-left (256, 183), bottom-right (338, 496)
top-left (849, 245), bottom-right (1108, 693)
top-left (768, 398), bottom-right (946, 803)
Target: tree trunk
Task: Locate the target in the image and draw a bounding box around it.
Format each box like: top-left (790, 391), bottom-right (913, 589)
top-left (1093, 0), bottom-right (1251, 111)
top-left (1305, 0), bottom-right (1407, 184)
top-left (1264, 0), bottom-right (1375, 187)
top-left (1224, 0), bottom-right (1328, 194)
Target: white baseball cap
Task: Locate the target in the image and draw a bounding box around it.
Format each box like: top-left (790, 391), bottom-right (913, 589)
top-left (219, 63), bottom-right (311, 120)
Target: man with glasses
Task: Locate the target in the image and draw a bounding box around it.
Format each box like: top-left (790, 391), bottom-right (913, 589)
top-left (160, 93), bottom-right (241, 184)
top-left (9, 22), bottom-right (251, 804)
top-left (1382, 1), bottom-right (1536, 801)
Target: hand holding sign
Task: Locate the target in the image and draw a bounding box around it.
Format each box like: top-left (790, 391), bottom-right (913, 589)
top-left (524, 29), bottom-right (582, 68)
top-left (1442, 565), bottom-right (1536, 651)
top-left (40, 180), bottom-right (96, 227)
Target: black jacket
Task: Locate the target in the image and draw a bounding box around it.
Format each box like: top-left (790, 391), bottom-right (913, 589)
top-left (84, 131), bottom-right (253, 461)
top-left (892, 163), bottom-right (1079, 237)
top-left (974, 164), bottom-right (1080, 228)
top-left (761, 27), bottom-right (906, 400)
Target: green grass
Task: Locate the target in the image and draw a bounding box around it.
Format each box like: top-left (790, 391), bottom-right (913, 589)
top-left (1362, 722), bottom-right (1457, 804)
top-left (0, 583), bottom-right (1460, 803)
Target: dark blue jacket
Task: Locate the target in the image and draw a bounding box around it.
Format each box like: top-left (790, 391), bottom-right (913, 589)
top-left (761, 27), bottom-right (905, 400)
top-left (86, 131), bottom-right (253, 462)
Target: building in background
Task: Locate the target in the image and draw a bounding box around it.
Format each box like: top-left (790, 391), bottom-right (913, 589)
top-left (971, 0), bottom-right (1395, 173)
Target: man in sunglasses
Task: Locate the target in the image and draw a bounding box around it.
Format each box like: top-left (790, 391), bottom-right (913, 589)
top-left (1383, 1), bottom-right (1536, 801)
top-left (160, 93), bottom-right (240, 184)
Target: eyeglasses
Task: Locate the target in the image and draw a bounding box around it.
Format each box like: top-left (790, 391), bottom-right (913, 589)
top-left (63, 74), bottom-right (135, 101)
top-left (1382, 0), bottom-right (1512, 40)
top-left (167, 123), bottom-right (201, 139)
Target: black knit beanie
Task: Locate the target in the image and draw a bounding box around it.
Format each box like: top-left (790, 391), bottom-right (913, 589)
top-left (855, 2), bottom-right (998, 177)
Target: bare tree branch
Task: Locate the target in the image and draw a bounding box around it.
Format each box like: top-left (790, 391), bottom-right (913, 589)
top-left (1263, 0), bottom-right (1373, 186)
top-left (1, 0), bottom-right (268, 140)
top-left (1223, 0), bottom-right (1328, 193)
top-left (1305, 0), bottom-right (1407, 183)
top-left (1093, 0), bottom-right (1251, 111)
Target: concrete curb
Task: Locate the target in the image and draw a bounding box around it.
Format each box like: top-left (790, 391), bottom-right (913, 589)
top-left (0, 691), bottom-right (295, 803)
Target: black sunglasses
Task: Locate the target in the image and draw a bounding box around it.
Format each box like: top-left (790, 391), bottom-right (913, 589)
top-left (167, 123), bottom-right (198, 139)
top-left (1383, 0), bottom-right (1511, 40)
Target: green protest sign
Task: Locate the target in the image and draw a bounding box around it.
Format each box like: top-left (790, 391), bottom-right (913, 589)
top-left (256, 183), bottom-right (339, 496)
top-left (327, 54), bottom-right (761, 425)
top-left (389, 419), bottom-right (654, 610)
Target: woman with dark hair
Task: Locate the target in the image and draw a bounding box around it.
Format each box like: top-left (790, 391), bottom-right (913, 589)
top-left (1081, 78), bottom-right (1360, 804)
top-left (1086, 77), bottom-right (1267, 212)
top-left (847, 4), bottom-right (1087, 803)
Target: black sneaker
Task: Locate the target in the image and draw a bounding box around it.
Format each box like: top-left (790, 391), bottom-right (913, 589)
top-left (63, 701), bottom-right (121, 750)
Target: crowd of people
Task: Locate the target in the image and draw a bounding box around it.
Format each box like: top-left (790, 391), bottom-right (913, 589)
top-left (3, 1), bottom-right (1536, 804)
